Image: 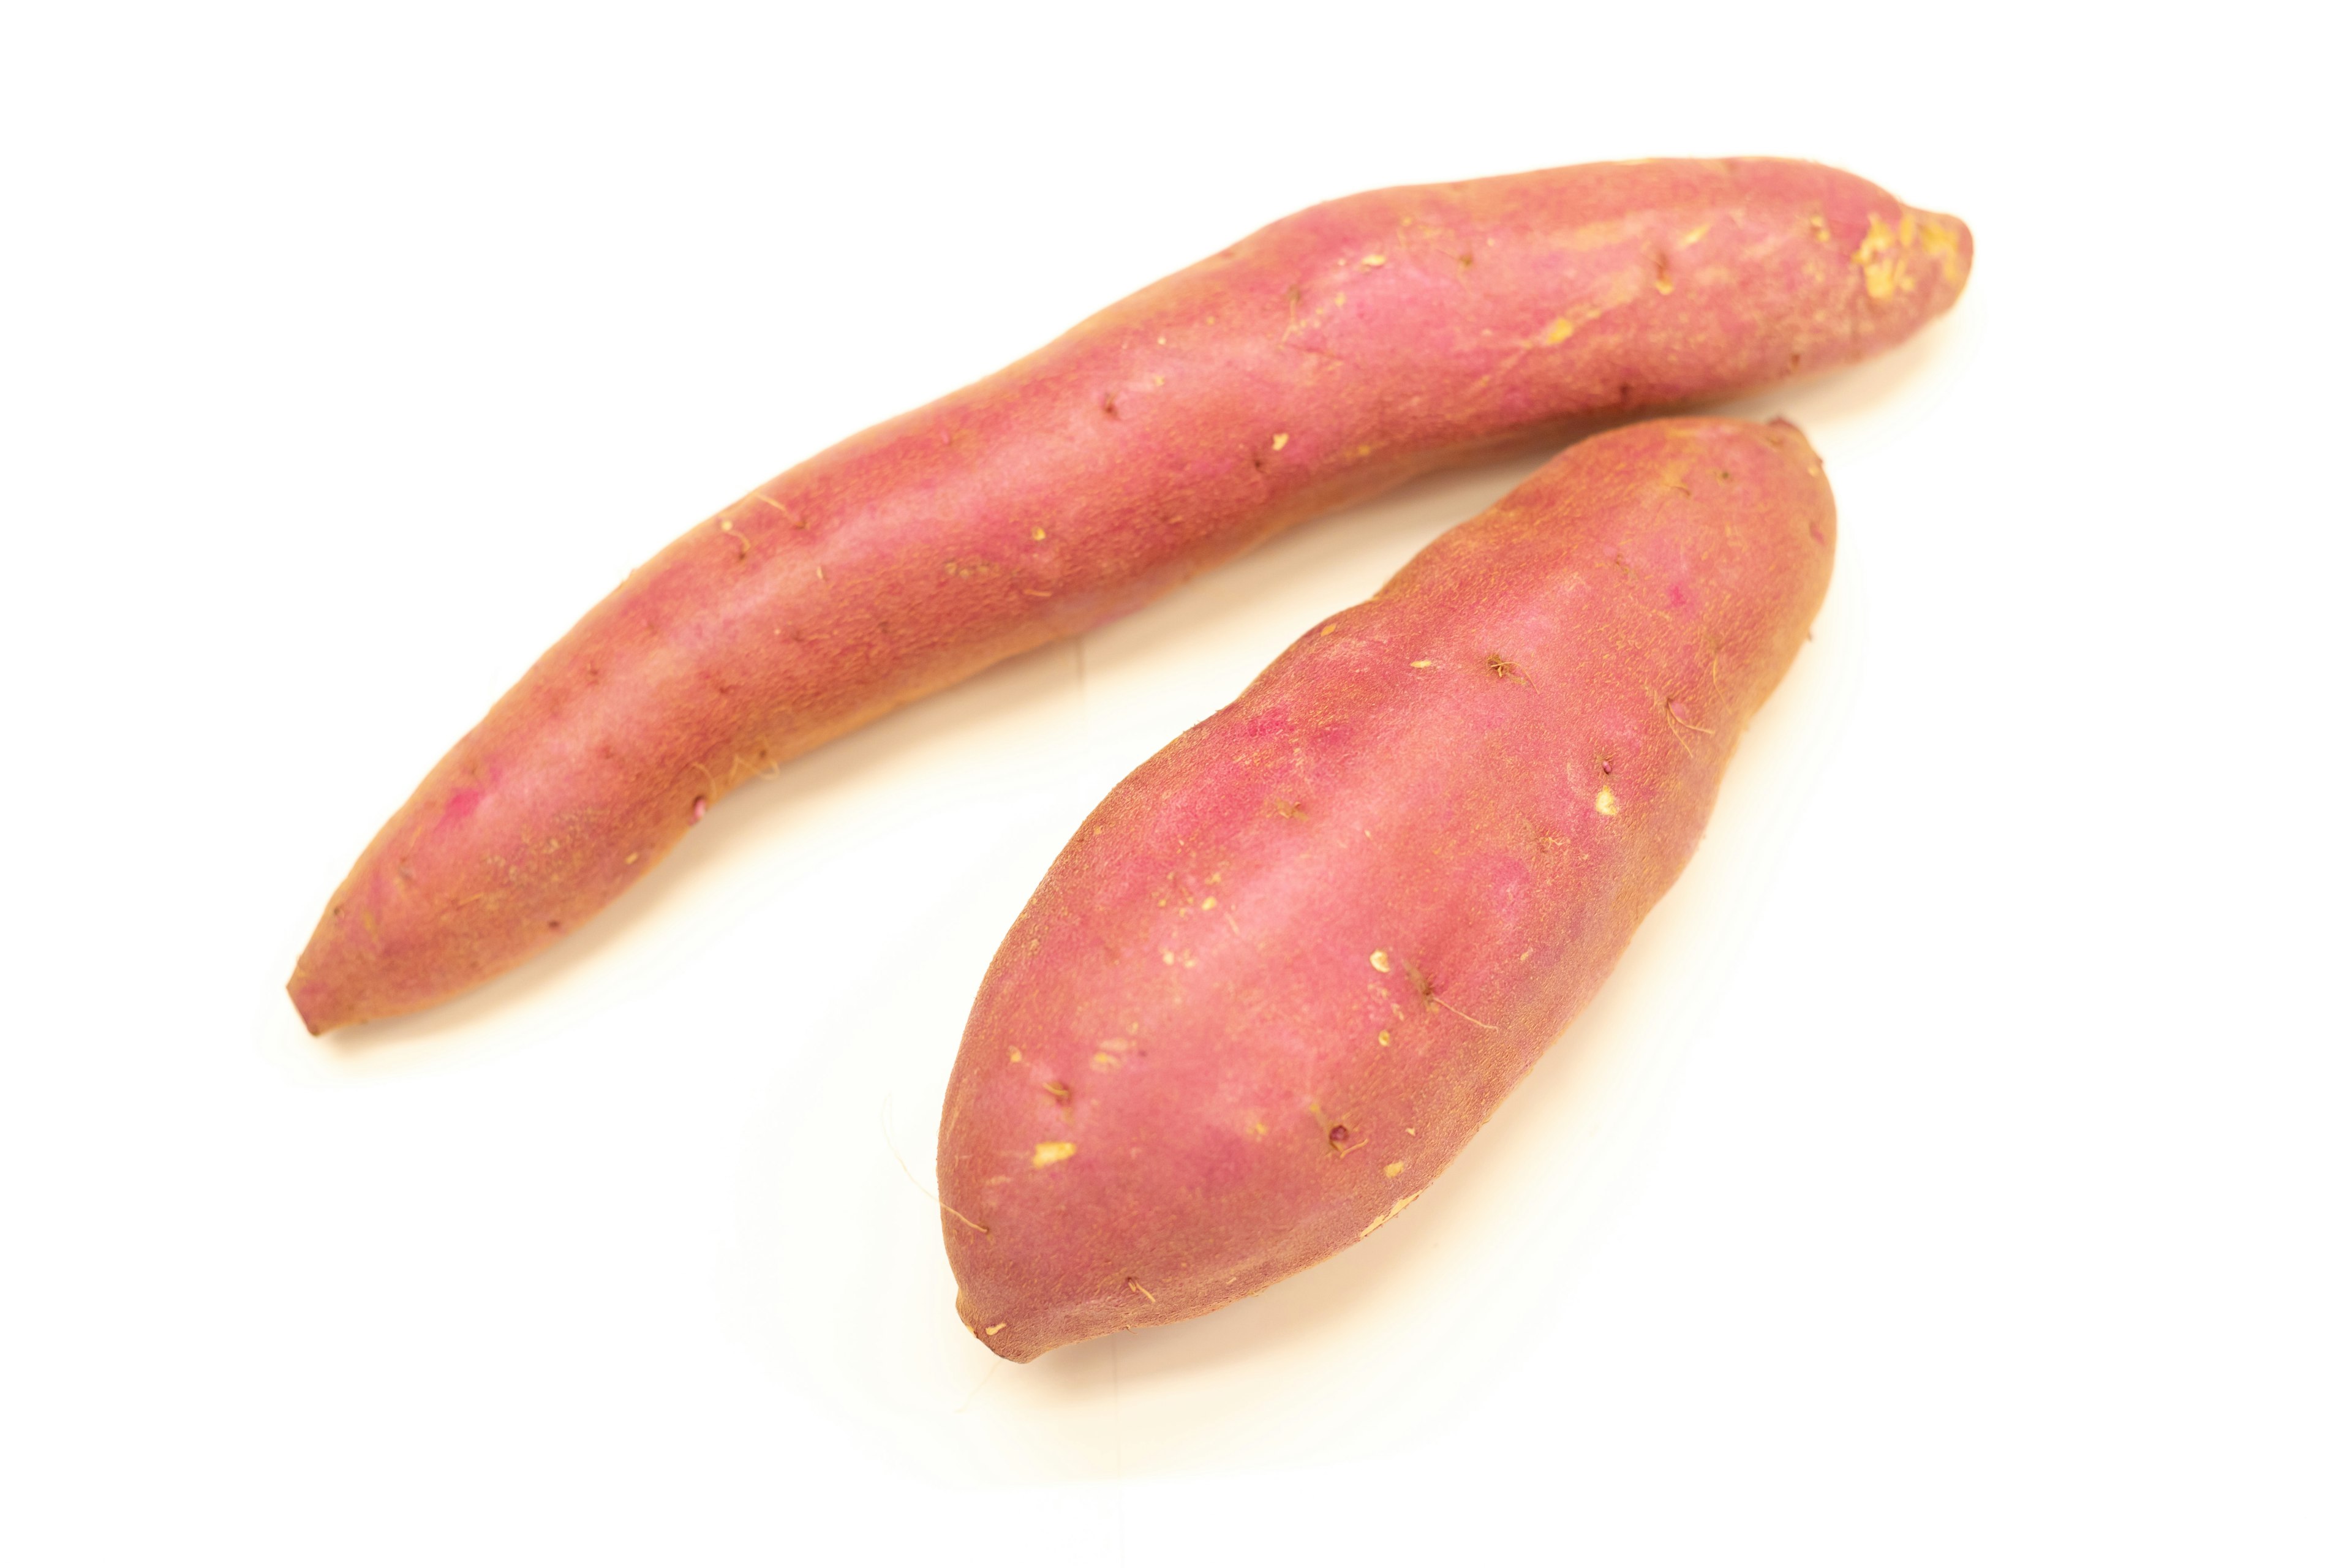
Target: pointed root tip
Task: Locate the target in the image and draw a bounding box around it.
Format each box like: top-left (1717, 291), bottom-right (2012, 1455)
top-left (956, 1291), bottom-right (1046, 1362)
top-left (285, 965), bottom-right (357, 1036)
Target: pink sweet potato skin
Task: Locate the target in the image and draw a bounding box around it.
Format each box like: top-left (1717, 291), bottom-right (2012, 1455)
top-left (290, 159), bottom-right (1959, 1031)
top-left (937, 417), bottom-right (1835, 1360)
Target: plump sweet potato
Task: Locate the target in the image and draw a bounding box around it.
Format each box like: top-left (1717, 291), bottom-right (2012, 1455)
top-left (291, 160), bottom-right (1962, 1031)
top-left (937, 416), bottom-right (1835, 1360)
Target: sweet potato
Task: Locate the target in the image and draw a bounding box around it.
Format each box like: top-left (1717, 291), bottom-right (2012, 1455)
top-left (936, 416), bottom-right (1835, 1360)
top-left (290, 160), bottom-right (1962, 1031)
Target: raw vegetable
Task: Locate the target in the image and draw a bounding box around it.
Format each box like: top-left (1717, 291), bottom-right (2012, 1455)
top-left (291, 160), bottom-right (1960, 1031)
top-left (937, 416), bottom-right (1836, 1360)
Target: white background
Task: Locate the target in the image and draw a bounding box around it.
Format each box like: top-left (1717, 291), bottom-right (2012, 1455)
top-left (3, 3), bottom-right (2345, 1562)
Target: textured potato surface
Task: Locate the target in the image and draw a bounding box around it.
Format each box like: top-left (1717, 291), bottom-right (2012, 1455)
top-left (292, 160), bottom-right (1958, 1031)
top-left (938, 417), bottom-right (1836, 1360)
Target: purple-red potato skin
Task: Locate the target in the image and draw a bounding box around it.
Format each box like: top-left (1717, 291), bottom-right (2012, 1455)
top-left (290, 160), bottom-right (1962, 1032)
top-left (937, 417), bottom-right (1835, 1360)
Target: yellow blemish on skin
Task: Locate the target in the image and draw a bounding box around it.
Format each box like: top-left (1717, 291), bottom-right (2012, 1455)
top-left (1271, 432), bottom-right (1289, 450)
top-left (1007, 1047), bottom-right (1022, 1063)
top-left (1321, 623), bottom-right (1336, 635)
top-left (1032, 1142), bottom-right (1076, 1169)
top-left (1854, 214), bottom-right (1891, 264)
top-left (1200, 896), bottom-right (1215, 910)
top-left (1355, 444), bottom-right (1374, 457)
top-left (1384, 1161), bottom-right (1406, 1178)
top-left (1362, 254), bottom-right (1386, 267)
top-left (1809, 213), bottom-right (1833, 244)
top-left (1370, 950), bottom-right (1391, 972)
top-left (1359, 1192), bottom-right (1419, 1238)
top-left (1596, 786), bottom-right (1621, 816)
top-left (985, 1323), bottom-right (1006, 1336)
top-left (1030, 526), bottom-right (1046, 540)
top-left (1093, 1052), bottom-right (1119, 1070)
top-left (1853, 214), bottom-right (1913, 301)
top-left (624, 852), bottom-right (638, 864)
top-left (1162, 950), bottom-right (1175, 965)
top-left (1899, 211), bottom-right (1917, 246)
top-left (1918, 218), bottom-right (1965, 285)
top-left (1156, 336), bottom-right (1166, 345)
top-left (1537, 265), bottom-right (1648, 347)
top-left (1679, 222), bottom-right (1711, 247)
top-left (1411, 658), bottom-right (1433, 668)
top-left (1378, 1030), bottom-right (1392, 1047)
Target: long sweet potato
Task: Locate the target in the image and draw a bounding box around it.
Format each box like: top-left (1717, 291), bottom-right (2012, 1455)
top-left (937, 416), bottom-right (1834, 1360)
top-left (291, 160), bottom-right (1962, 1031)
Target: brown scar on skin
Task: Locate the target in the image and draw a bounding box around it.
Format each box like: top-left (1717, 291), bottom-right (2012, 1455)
top-left (1640, 682), bottom-right (1711, 758)
top-left (1406, 962), bottom-right (1498, 1031)
top-left (1662, 698), bottom-right (1716, 736)
top-left (1308, 1100), bottom-right (1370, 1158)
top-left (745, 491), bottom-right (806, 528)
